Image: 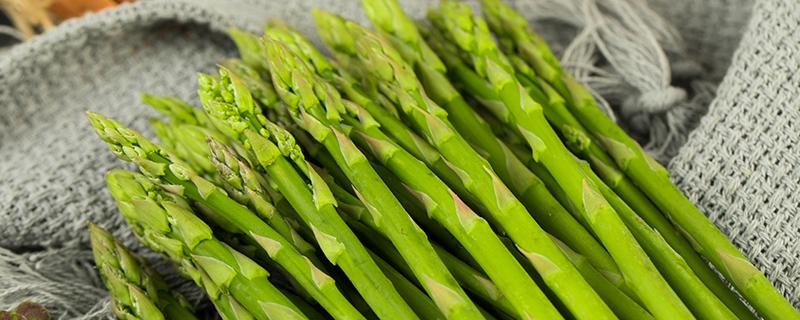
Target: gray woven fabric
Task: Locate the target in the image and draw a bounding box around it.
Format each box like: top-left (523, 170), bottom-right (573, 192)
top-left (669, 0), bottom-right (800, 307)
top-left (1, 0), bottom-right (798, 318)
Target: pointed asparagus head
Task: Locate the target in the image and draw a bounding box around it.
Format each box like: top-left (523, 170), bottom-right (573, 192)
top-left (361, 0), bottom-right (418, 43)
top-left (479, 0), bottom-right (559, 67)
top-left (479, 0), bottom-right (527, 39)
top-left (141, 94), bottom-right (205, 126)
top-left (360, 0), bottom-right (445, 71)
top-left (345, 24), bottom-right (450, 121)
top-left (262, 36), bottom-right (345, 126)
top-left (86, 112), bottom-right (164, 163)
top-left (220, 58), bottom-right (279, 108)
top-left (208, 138), bottom-right (267, 203)
top-left (265, 19), bottom-right (336, 78)
top-left (429, 1), bottom-right (514, 78)
top-left (105, 168), bottom-right (212, 253)
top-left (348, 23), bottom-right (418, 93)
top-left (311, 9), bottom-right (357, 56)
top-left (226, 27), bottom-right (267, 71)
top-left (198, 67), bottom-right (266, 139)
top-left (89, 223), bottom-right (177, 320)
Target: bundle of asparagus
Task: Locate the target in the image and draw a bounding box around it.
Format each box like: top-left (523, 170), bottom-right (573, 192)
top-left (85, 0), bottom-right (799, 319)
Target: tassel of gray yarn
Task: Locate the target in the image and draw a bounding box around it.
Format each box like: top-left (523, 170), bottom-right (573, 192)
top-left (508, 0), bottom-right (710, 162)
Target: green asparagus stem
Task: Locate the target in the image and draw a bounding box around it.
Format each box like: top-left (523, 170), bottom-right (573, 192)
top-left (262, 37), bottom-right (483, 319)
top-left (319, 13), bottom-right (615, 320)
top-left (479, 2), bottom-right (757, 318)
top-left (343, 213), bottom-right (516, 318)
top-left (370, 251), bottom-right (447, 320)
top-left (197, 68), bottom-right (417, 320)
top-left (104, 169), bottom-right (304, 320)
top-left (355, 0), bottom-right (623, 290)
top-left (88, 113), bottom-right (363, 320)
top-left (575, 159), bottom-right (738, 319)
top-left (493, 40), bottom-right (743, 320)
top-left (564, 42), bottom-right (799, 320)
top-left (546, 236), bottom-right (653, 320)
top-left (427, 3), bottom-right (693, 318)
top-left (463, 5), bottom-right (741, 318)
top-left (348, 115), bottom-right (551, 319)
top-left (269, 18), bottom-right (558, 320)
top-left (89, 223), bottom-right (197, 320)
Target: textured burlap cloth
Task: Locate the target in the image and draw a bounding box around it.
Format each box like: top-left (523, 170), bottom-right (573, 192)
top-left (1, 0), bottom-right (797, 318)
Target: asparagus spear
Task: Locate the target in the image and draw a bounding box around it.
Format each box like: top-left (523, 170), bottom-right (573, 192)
top-left (262, 37), bottom-right (484, 320)
top-left (207, 138), bottom-right (318, 259)
top-left (348, 109), bottom-right (553, 319)
top-left (104, 169), bottom-right (303, 320)
top-left (355, 0), bottom-right (623, 289)
top-left (89, 223), bottom-right (197, 320)
top-left (197, 69), bottom-right (417, 320)
top-left (546, 236), bottom-right (653, 320)
top-left (572, 34), bottom-right (799, 320)
top-left (575, 159), bottom-right (738, 319)
top-left (150, 118), bottom-right (227, 179)
top-left (343, 212), bottom-right (516, 318)
top-left (488, 45), bottom-right (742, 320)
top-left (370, 252), bottom-right (447, 320)
top-left (479, 2), bottom-right (757, 318)
top-left (324, 14), bottom-right (617, 320)
top-left (88, 113), bottom-right (364, 320)
top-left (268, 19), bottom-right (559, 320)
top-left (441, 9), bottom-right (740, 319)
top-left (227, 27), bottom-right (267, 74)
top-left (427, 3), bottom-right (693, 318)
top-left (141, 94), bottom-right (212, 127)
top-left (482, 1), bottom-right (799, 318)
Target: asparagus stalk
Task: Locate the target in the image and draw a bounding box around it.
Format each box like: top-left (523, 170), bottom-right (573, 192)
top-left (343, 213), bottom-right (516, 318)
top-left (104, 169), bottom-right (303, 320)
top-left (427, 3), bottom-right (693, 318)
top-left (88, 113), bottom-right (364, 320)
top-left (261, 37), bottom-right (483, 319)
top-left (482, 1), bottom-right (799, 318)
top-left (545, 236), bottom-right (653, 320)
top-left (268, 19), bottom-right (559, 320)
top-left (197, 68), bottom-right (417, 320)
top-left (325, 15), bottom-right (617, 320)
top-left (565, 43), bottom-right (800, 320)
top-left (497, 50), bottom-right (744, 320)
top-left (89, 223), bottom-right (198, 320)
top-left (355, 0), bottom-right (623, 288)
top-left (451, 10), bottom-right (741, 319)
top-left (370, 252), bottom-right (447, 320)
top-left (479, 2), bottom-right (757, 318)
top-left (348, 111), bottom-right (553, 319)
top-left (575, 159), bottom-right (738, 319)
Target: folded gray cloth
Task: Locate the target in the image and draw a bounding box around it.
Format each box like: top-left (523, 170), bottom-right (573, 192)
top-left (1, 0), bottom-right (797, 318)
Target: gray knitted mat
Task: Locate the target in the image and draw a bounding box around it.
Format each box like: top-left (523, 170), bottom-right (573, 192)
top-left (0, 0), bottom-right (797, 318)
